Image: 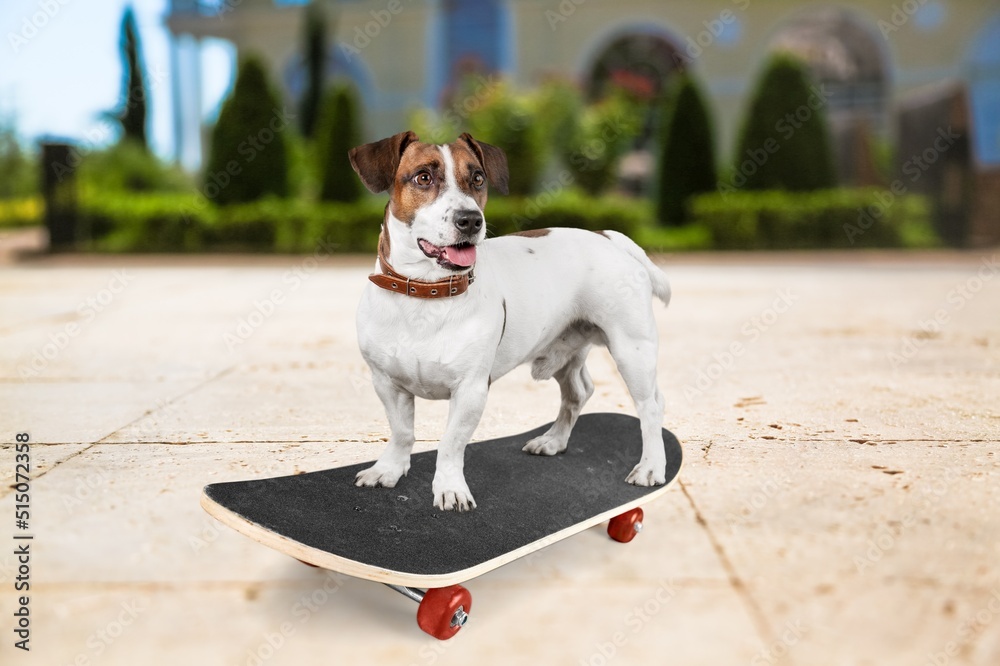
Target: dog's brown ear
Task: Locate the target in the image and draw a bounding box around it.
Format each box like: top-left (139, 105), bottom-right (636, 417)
top-left (348, 131), bottom-right (419, 193)
top-left (459, 132), bottom-right (509, 195)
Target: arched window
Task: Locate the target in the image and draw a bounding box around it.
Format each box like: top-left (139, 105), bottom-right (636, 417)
top-left (586, 32), bottom-right (683, 102)
top-left (770, 9), bottom-right (888, 123)
top-left (769, 9), bottom-right (889, 185)
top-left (585, 31), bottom-right (685, 148)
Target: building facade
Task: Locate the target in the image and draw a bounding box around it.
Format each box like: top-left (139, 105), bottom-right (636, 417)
top-left (166, 0), bottom-right (1000, 242)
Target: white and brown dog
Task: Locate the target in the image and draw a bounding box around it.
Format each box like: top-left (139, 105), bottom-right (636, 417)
top-left (349, 131), bottom-right (670, 511)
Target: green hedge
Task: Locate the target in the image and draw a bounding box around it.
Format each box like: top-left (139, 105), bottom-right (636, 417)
top-left (74, 187), bottom-right (935, 253)
top-left (484, 190), bottom-right (644, 237)
top-left (690, 189), bottom-right (937, 249)
top-left (78, 193), bottom-right (388, 253)
top-left (0, 197), bottom-right (43, 228)
top-left (77, 190), bottom-right (655, 253)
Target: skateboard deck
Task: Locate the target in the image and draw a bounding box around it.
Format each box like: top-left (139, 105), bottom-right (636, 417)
top-left (202, 413), bottom-right (682, 588)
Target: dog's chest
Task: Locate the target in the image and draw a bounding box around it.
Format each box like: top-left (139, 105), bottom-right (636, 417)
top-left (357, 290), bottom-right (497, 399)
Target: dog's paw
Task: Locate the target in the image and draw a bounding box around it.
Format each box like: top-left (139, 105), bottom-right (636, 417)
top-left (354, 461), bottom-right (408, 488)
top-left (625, 461), bottom-right (666, 487)
top-left (522, 433), bottom-right (567, 456)
top-left (432, 474), bottom-right (477, 512)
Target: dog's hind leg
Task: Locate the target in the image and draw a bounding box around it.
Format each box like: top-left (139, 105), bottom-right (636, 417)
top-left (523, 346), bottom-right (594, 456)
top-left (605, 324), bottom-right (667, 486)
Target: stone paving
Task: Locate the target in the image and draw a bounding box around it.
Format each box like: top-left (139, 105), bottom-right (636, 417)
top-left (1, 248), bottom-right (998, 665)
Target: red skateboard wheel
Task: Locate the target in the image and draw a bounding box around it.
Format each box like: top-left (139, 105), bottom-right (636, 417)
top-left (417, 585), bottom-right (472, 640)
top-left (607, 507), bottom-right (644, 543)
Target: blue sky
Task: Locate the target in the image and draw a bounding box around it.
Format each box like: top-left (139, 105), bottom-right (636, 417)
top-left (1, 0), bottom-right (232, 161)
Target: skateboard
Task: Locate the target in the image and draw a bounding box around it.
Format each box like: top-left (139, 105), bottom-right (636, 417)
top-left (201, 412), bottom-right (683, 639)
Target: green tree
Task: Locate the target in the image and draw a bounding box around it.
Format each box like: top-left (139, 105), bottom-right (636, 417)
top-left (299, 2), bottom-right (328, 139)
top-left (534, 78), bottom-right (583, 162)
top-left (117, 7), bottom-right (148, 148)
top-left (316, 83), bottom-right (362, 202)
top-left (731, 52), bottom-right (836, 192)
top-left (204, 56), bottom-right (290, 205)
top-left (656, 73), bottom-right (717, 225)
top-left (562, 90), bottom-right (641, 196)
top-left (0, 122), bottom-right (37, 198)
top-left (466, 82), bottom-right (545, 196)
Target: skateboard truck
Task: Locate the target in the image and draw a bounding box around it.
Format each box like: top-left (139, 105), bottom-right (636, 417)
top-left (293, 507), bottom-right (647, 639)
top-left (387, 583), bottom-right (472, 640)
top-left (380, 507), bottom-right (644, 640)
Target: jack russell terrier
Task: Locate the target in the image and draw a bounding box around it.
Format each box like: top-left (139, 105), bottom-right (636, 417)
top-left (349, 131), bottom-right (670, 511)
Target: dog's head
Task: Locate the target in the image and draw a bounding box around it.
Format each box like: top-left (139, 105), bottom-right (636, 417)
top-left (349, 131), bottom-right (508, 275)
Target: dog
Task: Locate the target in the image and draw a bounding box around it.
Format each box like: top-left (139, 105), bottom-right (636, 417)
top-left (348, 131), bottom-right (670, 511)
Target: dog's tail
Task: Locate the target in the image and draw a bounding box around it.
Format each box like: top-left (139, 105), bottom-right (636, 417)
top-left (604, 230), bottom-right (671, 307)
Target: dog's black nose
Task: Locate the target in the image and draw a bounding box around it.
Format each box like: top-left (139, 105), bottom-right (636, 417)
top-left (453, 210), bottom-right (484, 234)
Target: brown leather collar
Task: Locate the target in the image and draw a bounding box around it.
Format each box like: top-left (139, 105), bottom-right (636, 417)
top-left (368, 228), bottom-right (474, 298)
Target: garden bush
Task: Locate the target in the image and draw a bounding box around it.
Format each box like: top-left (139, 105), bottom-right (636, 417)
top-left (560, 90), bottom-right (642, 196)
top-left (690, 189), bottom-right (936, 249)
top-left (656, 73), bottom-right (717, 225)
top-left (78, 192), bottom-right (210, 252)
top-left (0, 197), bottom-right (43, 228)
top-left (316, 84), bottom-right (363, 203)
top-left (204, 55), bottom-right (291, 205)
top-left (0, 125), bottom-right (37, 198)
top-left (78, 139), bottom-right (193, 193)
top-left (74, 189), bottom-right (660, 253)
top-left (464, 82), bottom-right (545, 196)
top-left (730, 53), bottom-right (837, 193)
top-left (534, 78), bottom-right (584, 162)
top-left (73, 187), bottom-right (933, 254)
top-left (485, 189), bottom-right (644, 237)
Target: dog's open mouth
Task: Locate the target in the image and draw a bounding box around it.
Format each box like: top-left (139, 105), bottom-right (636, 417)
top-left (418, 239), bottom-right (477, 270)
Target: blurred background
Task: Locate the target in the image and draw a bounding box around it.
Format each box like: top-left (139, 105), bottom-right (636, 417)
top-left (1, 0), bottom-right (998, 254)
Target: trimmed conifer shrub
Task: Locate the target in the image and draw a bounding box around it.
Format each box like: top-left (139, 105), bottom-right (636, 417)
top-left (204, 56), bottom-right (290, 205)
top-left (655, 73), bottom-right (717, 225)
top-left (298, 2), bottom-right (327, 139)
top-left (117, 7), bottom-right (148, 148)
top-left (729, 52), bottom-right (837, 192)
top-left (316, 83), bottom-right (363, 203)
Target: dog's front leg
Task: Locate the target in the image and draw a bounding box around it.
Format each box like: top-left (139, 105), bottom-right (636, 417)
top-left (355, 371), bottom-right (415, 488)
top-left (432, 380), bottom-right (489, 511)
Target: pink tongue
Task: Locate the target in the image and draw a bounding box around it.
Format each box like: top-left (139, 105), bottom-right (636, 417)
top-left (443, 244), bottom-right (477, 267)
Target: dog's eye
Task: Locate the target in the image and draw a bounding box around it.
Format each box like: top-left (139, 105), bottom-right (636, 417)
top-left (472, 172), bottom-right (485, 188)
top-left (413, 172), bottom-right (432, 187)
